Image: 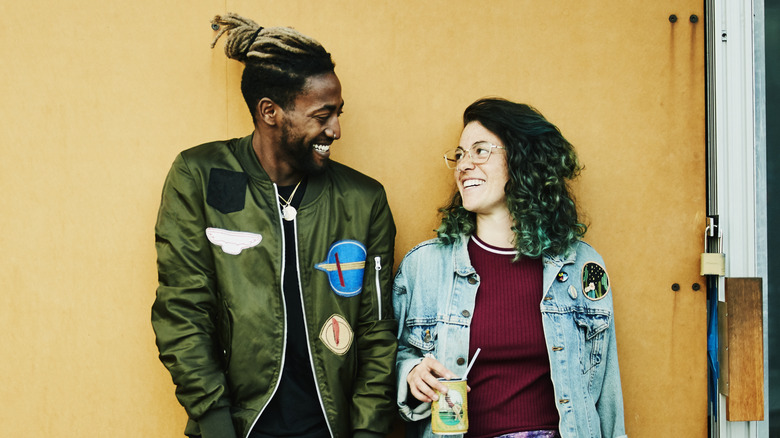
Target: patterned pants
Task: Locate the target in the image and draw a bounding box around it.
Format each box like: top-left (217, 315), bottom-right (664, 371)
top-left (495, 431), bottom-right (560, 438)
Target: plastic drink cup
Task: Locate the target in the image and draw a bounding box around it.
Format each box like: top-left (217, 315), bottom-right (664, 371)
top-left (431, 378), bottom-right (468, 434)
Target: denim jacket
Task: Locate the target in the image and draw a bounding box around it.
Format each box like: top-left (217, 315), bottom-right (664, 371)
top-left (393, 236), bottom-right (626, 438)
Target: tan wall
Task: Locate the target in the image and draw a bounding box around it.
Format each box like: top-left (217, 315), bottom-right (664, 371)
top-left (0, 1), bottom-right (705, 436)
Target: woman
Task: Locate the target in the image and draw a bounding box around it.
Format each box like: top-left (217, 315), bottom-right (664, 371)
top-left (393, 98), bottom-right (626, 438)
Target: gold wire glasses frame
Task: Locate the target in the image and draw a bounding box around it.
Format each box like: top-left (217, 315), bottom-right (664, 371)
top-left (443, 141), bottom-right (506, 169)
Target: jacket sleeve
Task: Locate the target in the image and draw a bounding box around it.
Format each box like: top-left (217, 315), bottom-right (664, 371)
top-left (151, 154), bottom-right (235, 437)
top-left (597, 308), bottom-right (627, 438)
top-left (392, 256), bottom-right (434, 422)
top-left (350, 187), bottom-right (398, 436)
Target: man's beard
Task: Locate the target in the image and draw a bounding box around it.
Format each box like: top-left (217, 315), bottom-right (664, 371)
top-left (280, 123), bottom-right (328, 175)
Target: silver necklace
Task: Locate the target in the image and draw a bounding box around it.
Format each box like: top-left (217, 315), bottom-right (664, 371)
top-left (278, 180), bottom-right (302, 221)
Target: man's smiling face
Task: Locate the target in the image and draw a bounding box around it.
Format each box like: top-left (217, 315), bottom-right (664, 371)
top-left (277, 72), bottom-right (344, 175)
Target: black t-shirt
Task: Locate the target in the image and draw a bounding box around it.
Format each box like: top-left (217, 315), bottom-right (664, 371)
top-left (250, 178), bottom-right (329, 438)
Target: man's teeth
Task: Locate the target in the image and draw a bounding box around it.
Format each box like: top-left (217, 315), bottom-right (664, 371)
top-left (313, 144), bottom-right (330, 153)
top-left (463, 180), bottom-right (483, 188)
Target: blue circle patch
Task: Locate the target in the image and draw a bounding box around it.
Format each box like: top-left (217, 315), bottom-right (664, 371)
top-left (315, 240), bottom-right (367, 297)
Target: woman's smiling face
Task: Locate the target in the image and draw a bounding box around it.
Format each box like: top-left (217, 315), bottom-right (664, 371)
top-left (455, 121), bottom-right (510, 218)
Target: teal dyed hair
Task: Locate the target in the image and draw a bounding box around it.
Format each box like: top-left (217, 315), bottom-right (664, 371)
top-left (437, 97), bottom-right (587, 257)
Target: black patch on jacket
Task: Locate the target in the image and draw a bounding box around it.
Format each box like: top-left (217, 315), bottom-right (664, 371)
top-left (207, 168), bottom-right (248, 213)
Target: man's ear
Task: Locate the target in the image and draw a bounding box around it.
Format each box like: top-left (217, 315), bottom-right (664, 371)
top-left (256, 98), bottom-right (280, 126)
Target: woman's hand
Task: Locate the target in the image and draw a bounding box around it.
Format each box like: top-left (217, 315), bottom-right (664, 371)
top-left (406, 356), bottom-right (457, 403)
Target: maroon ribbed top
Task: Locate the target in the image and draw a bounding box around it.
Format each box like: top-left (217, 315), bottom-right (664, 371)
top-left (465, 236), bottom-right (559, 438)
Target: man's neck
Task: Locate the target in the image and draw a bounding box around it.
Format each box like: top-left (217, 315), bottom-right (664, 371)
top-left (251, 130), bottom-right (302, 185)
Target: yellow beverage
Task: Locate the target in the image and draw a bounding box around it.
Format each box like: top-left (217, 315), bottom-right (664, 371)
top-left (431, 379), bottom-right (468, 434)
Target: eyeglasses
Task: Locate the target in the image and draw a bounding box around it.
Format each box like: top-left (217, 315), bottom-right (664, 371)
top-left (443, 141), bottom-right (505, 169)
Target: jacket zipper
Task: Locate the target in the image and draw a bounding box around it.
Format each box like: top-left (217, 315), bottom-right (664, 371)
top-left (292, 216), bottom-right (335, 437)
top-left (374, 256), bottom-right (383, 320)
top-left (246, 183), bottom-right (290, 438)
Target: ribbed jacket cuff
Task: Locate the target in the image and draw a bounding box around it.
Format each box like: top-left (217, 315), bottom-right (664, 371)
top-left (354, 431), bottom-right (384, 438)
top-left (197, 407), bottom-right (236, 438)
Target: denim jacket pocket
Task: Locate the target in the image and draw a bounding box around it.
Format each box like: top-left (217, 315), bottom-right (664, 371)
top-left (406, 320), bottom-right (437, 353)
top-left (573, 310), bottom-right (610, 373)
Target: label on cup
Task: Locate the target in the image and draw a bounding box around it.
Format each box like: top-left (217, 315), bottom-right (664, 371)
top-left (431, 379), bottom-right (468, 434)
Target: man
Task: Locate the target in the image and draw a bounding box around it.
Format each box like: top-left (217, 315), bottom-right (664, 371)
top-left (152, 13), bottom-right (397, 438)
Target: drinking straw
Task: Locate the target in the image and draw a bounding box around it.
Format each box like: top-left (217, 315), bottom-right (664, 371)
top-left (462, 348), bottom-right (481, 380)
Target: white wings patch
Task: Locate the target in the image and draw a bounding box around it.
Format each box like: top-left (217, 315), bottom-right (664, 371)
top-left (205, 227), bottom-right (262, 255)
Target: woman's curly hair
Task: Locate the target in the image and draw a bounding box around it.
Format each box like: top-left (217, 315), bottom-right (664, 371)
top-left (437, 97), bottom-right (587, 257)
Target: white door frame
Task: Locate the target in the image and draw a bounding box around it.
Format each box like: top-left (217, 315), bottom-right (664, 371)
top-left (710, 0), bottom-right (768, 436)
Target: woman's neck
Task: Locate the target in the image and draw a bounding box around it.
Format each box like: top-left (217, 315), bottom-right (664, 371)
top-left (475, 210), bottom-right (515, 249)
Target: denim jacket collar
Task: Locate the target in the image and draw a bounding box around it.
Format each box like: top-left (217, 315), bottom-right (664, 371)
top-left (451, 236), bottom-right (476, 278)
top-left (542, 247), bottom-right (577, 298)
top-left (452, 236), bottom-right (580, 297)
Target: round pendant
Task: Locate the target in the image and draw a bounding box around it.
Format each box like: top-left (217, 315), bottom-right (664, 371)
top-left (282, 205), bottom-right (297, 221)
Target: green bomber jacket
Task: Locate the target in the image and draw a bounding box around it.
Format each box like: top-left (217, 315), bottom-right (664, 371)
top-left (152, 134), bottom-right (397, 438)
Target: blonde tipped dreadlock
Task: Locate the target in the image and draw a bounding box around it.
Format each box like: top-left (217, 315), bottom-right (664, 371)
top-left (210, 12), bottom-right (335, 115)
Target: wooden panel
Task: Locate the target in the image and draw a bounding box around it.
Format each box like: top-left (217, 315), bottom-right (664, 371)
top-left (226, 2), bottom-right (708, 436)
top-left (0, 0), bottom-right (707, 436)
top-left (725, 278), bottom-right (765, 421)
